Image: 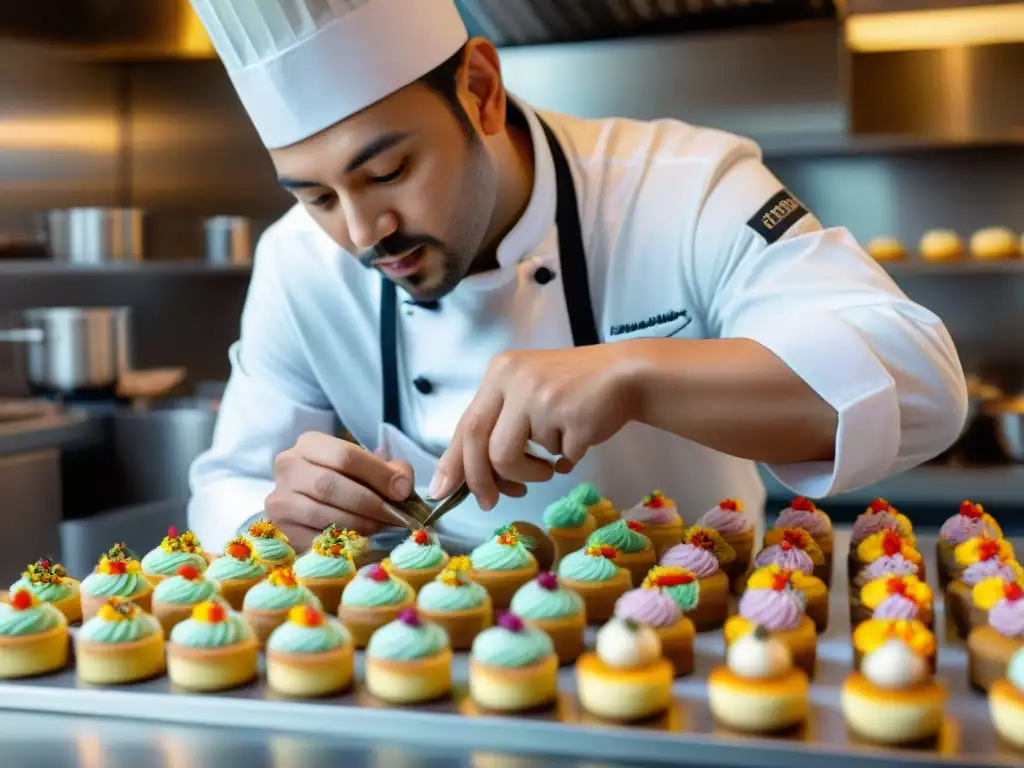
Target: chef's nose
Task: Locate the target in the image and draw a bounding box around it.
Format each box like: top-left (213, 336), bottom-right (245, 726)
top-left (342, 196), bottom-right (397, 252)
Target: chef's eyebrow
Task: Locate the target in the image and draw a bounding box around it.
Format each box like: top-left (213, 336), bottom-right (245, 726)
top-left (277, 131), bottom-right (410, 190)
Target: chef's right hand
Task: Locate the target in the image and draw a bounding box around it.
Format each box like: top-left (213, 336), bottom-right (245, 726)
top-left (265, 432), bottom-right (415, 547)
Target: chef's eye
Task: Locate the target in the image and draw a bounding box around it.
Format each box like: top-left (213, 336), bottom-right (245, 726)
top-left (309, 192), bottom-right (335, 208)
top-left (369, 163), bottom-right (405, 185)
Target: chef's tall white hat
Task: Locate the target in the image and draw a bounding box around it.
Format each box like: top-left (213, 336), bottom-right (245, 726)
top-left (189, 0), bottom-right (469, 149)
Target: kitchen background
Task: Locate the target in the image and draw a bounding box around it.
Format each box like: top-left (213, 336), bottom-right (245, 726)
top-left (0, 0), bottom-right (1022, 582)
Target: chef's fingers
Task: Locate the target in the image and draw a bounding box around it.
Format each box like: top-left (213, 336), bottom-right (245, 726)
top-left (458, 389), bottom-right (505, 511)
top-left (496, 479), bottom-right (528, 498)
top-left (489, 402), bottom-right (544, 483)
top-left (553, 457), bottom-right (575, 475)
top-left (274, 459), bottom-right (398, 526)
top-left (384, 460), bottom-right (416, 499)
top-left (292, 431), bottom-right (412, 501)
top-left (559, 430), bottom-right (591, 467)
top-left (272, 502), bottom-right (385, 543)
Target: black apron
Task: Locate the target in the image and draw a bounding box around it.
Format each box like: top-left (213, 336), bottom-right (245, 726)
top-left (379, 117), bottom-right (599, 430)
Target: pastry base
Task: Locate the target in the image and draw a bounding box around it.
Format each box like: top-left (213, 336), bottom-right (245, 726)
top-left (936, 540), bottom-right (958, 591)
top-left (76, 631), bottom-right (166, 685)
top-left (801, 579), bottom-right (829, 634)
top-left (243, 606), bottom-right (292, 648)
top-left (80, 586), bottom-right (152, 620)
top-left (365, 649), bottom-right (452, 705)
top-left (527, 613), bottom-right (586, 665)
top-left (297, 574), bottom-right (355, 615)
top-left (267, 645), bottom-right (354, 698)
top-left (657, 617), bottom-right (695, 677)
top-left (687, 571), bottom-right (730, 632)
top-left (472, 559), bottom-right (539, 611)
top-left (726, 616), bottom-right (817, 679)
top-left (0, 623), bottom-right (69, 679)
top-left (48, 582), bottom-right (82, 624)
top-left (587, 500), bottom-right (619, 529)
top-left (548, 515), bottom-right (597, 568)
top-left (946, 579), bottom-right (988, 640)
top-left (575, 652), bottom-right (673, 721)
top-left (968, 626), bottom-right (1024, 692)
top-left (841, 673), bottom-right (945, 744)
top-left (469, 655), bottom-right (558, 712)
top-left (990, 679), bottom-right (1024, 749)
top-left (214, 577), bottom-right (263, 612)
top-left (560, 569), bottom-right (631, 624)
top-left (721, 531), bottom-right (754, 595)
top-left (644, 522), bottom-right (683, 561)
top-left (389, 559), bottom-right (448, 595)
top-left (617, 545), bottom-right (657, 587)
top-left (167, 638), bottom-right (259, 692)
top-left (418, 598), bottom-right (492, 650)
top-left (338, 599), bottom-right (415, 649)
top-left (708, 667), bottom-right (809, 732)
top-left (152, 601), bottom-right (197, 635)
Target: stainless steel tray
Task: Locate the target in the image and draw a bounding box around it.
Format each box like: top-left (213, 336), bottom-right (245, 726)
top-left (1, 531), bottom-right (1020, 768)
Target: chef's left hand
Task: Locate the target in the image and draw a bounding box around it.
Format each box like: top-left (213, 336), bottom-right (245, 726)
top-left (430, 345), bottom-right (636, 510)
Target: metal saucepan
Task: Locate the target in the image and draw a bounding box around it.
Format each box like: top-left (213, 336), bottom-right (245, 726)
top-left (0, 307), bottom-right (132, 396)
top-left (46, 208), bottom-right (144, 264)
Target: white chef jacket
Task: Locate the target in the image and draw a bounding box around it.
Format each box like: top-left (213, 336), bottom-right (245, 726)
top-left (187, 95), bottom-right (968, 551)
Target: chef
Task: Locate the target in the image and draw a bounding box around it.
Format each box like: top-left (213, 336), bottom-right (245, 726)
top-left (186, 0), bottom-right (967, 552)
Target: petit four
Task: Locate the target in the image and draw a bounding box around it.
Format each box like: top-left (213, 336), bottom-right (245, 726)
top-left (556, 543), bottom-right (631, 622)
top-left (947, 536), bottom-right (1020, 639)
top-left (469, 612), bottom-right (558, 712)
top-left (696, 498), bottom-right (753, 594)
top-left (850, 530), bottom-right (923, 588)
top-left (586, 520), bottom-right (656, 586)
top-left (968, 579), bottom-right (1024, 691)
top-left (205, 537), bottom-right (268, 610)
top-left (853, 574), bottom-right (933, 629)
top-left (568, 483), bottom-right (619, 528)
top-left (266, 604), bottom-right (354, 697)
top-left (241, 565), bottom-right (322, 646)
top-left (543, 495), bottom-right (597, 567)
top-left (990, 646), bottom-right (1024, 749)
top-left (417, 556), bottom-right (492, 650)
top-left (937, 500), bottom-right (1001, 589)
top-left (470, 525), bottom-right (539, 610)
top-left (852, 618), bottom-right (936, 673)
top-left (338, 562), bottom-right (416, 648)
top-left (660, 527), bottom-right (734, 631)
top-left (79, 544), bottom-right (153, 618)
top-left (140, 526), bottom-right (206, 584)
top-left (167, 599), bottom-right (258, 692)
top-left (614, 579), bottom-right (695, 676)
top-left (576, 617), bottom-right (673, 721)
top-left (243, 519), bottom-right (295, 568)
top-left (757, 527), bottom-right (827, 586)
top-left (621, 490), bottom-right (683, 559)
top-left (848, 498), bottom-right (915, 577)
top-left (709, 625), bottom-right (809, 732)
top-left (748, 564), bottom-right (828, 634)
top-left (9, 558), bottom-right (81, 623)
top-left (76, 598), bottom-right (165, 685)
top-left (0, 588), bottom-right (69, 679)
top-left (365, 607), bottom-right (452, 704)
top-left (774, 496), bottom-right (833, 571)
top-left (151, 564), bottom-right (222, 634)
top-left (725, 570), bottom-right (817, 678)
top-left (842, 636), bottom-right (945, 744)
top-left (386, 529), bottom-right (450, 593)
top-left (920, 229), bottom-right (964, 262)
top-left (643, 566), bottom-right (700, 615)
top-left (293, 526), bottom-right (357, 612)
top-left (509, 572), bottom-right (586, 664)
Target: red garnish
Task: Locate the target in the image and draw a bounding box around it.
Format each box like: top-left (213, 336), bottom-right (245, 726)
top-left (978, 539), bottom-right (1001, 561)
top-left (771, 573), bottom-right (790, 592)
top-left (720, 499), bottom-right (739, 511)
top-left (782, 529), bottom-right (807, 548)
top-left (780, 541), bottom-right (793, 551)
top-left (412, 529), bottom-right (429, 546)
top-left (688, 531), bottom-right (714, 550)
top-left (790, 496), bottom-right (815, 512)
top-left (39, 559), bottom-right (51, 569)
top-left (600, 545), bottom-right (617, 559)
top-left (644, 491), bottom-right (665, 508)
top-left (368, 564), bottom-right (389, 582)
top-left (1005, 583), bottom-right (1024, 602)
top-left (886, 577), bottom-right (908, 597)
top-left (497, 612), bottom-right (525, 632)
top-left (106, 560), bottom-right (127, 575)
top-left (398, 607), bottom-right (421, 627)
top-left (176, 565), bottom-right (200, 581)
top-left (207, 601), bottom-right (226, 623)
top-left (10, 590), bottom-right (33, 610)
top-left (302, 605), bottom-right (324, 627)
top-left (537, 572), bottom-right (558, 591)
top-left (626, 520), bottom-right (645, 532)
top-left (960, 500), bottom-right (983, 519)
top-left (167, 525), bottom-right (178, 538)
top-left (654, 571), bottom-right (695, 587)
top-left (870, 498), bottom-right (890, 513)
top-left (881, 531), bottom-right (902, 557)
top-left (227, 542), bottom-right (251, 560)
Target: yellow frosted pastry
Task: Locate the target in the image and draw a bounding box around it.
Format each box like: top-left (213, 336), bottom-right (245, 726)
top-left (920, 229), bottom-right (963, 262)
top-left (867, 236), bottom-right (906, 262)
top-left (970, 226), bottom-right (1019, 261)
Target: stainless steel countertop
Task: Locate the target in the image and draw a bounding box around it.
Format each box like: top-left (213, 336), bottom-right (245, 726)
top-left (1, 530), bottom-right (1021, 768)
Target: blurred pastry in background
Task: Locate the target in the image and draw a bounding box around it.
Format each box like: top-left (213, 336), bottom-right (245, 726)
top-left (970, 227), bottom-right (1019, 261)
top-left (867, 236), bottom-right (906, 262)
top-left (919, 229), bottom-right (964, 262)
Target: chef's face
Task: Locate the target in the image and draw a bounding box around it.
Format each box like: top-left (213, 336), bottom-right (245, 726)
top-left (270, 43), bottom-right (503, 302)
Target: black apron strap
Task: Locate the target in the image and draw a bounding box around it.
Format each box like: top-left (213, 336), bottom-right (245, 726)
top-left (380, 115), bottom-right (600, 429)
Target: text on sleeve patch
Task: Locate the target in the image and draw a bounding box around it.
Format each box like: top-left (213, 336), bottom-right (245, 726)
top-left (746, 189), bottom-right (809, 245)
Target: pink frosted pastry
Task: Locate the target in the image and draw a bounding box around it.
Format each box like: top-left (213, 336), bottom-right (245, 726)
top-left (622, 490), bottom-right (683, 559)
top-left (614, 584), bottom-right (695, 676)
top-left (937, 500), bottom-right (1001, 589)
top-left (696, 498), bottom-right (753, 595)
top-left (756, 527), bottom-right (827, 586)
top-left (660, 528), bottom-right (733, 631)
top-left (969, 580), bottom-right (1024, 691)
top-left (850, 530), bottom-right (924, 591)
top-left (775, 497), bottom-right (833, 573)
top-left (849, 499), bottom-right (915, 582)
top-left (947, 537), bottom-right (1021, 640)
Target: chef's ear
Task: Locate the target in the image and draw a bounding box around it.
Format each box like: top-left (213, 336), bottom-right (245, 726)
top-left (461, 37), bottom-right (505, 137)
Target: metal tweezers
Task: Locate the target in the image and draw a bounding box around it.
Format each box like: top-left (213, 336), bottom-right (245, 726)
top-left (341, 432), bottom-right (469, 531)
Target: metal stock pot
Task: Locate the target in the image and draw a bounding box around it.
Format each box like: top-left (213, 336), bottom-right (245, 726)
top-left (0, 307), bottom-right (132, 395)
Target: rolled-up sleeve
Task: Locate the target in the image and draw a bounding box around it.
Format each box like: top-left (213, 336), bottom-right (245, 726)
top-left (690, 146), bottom-right (968, 498)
